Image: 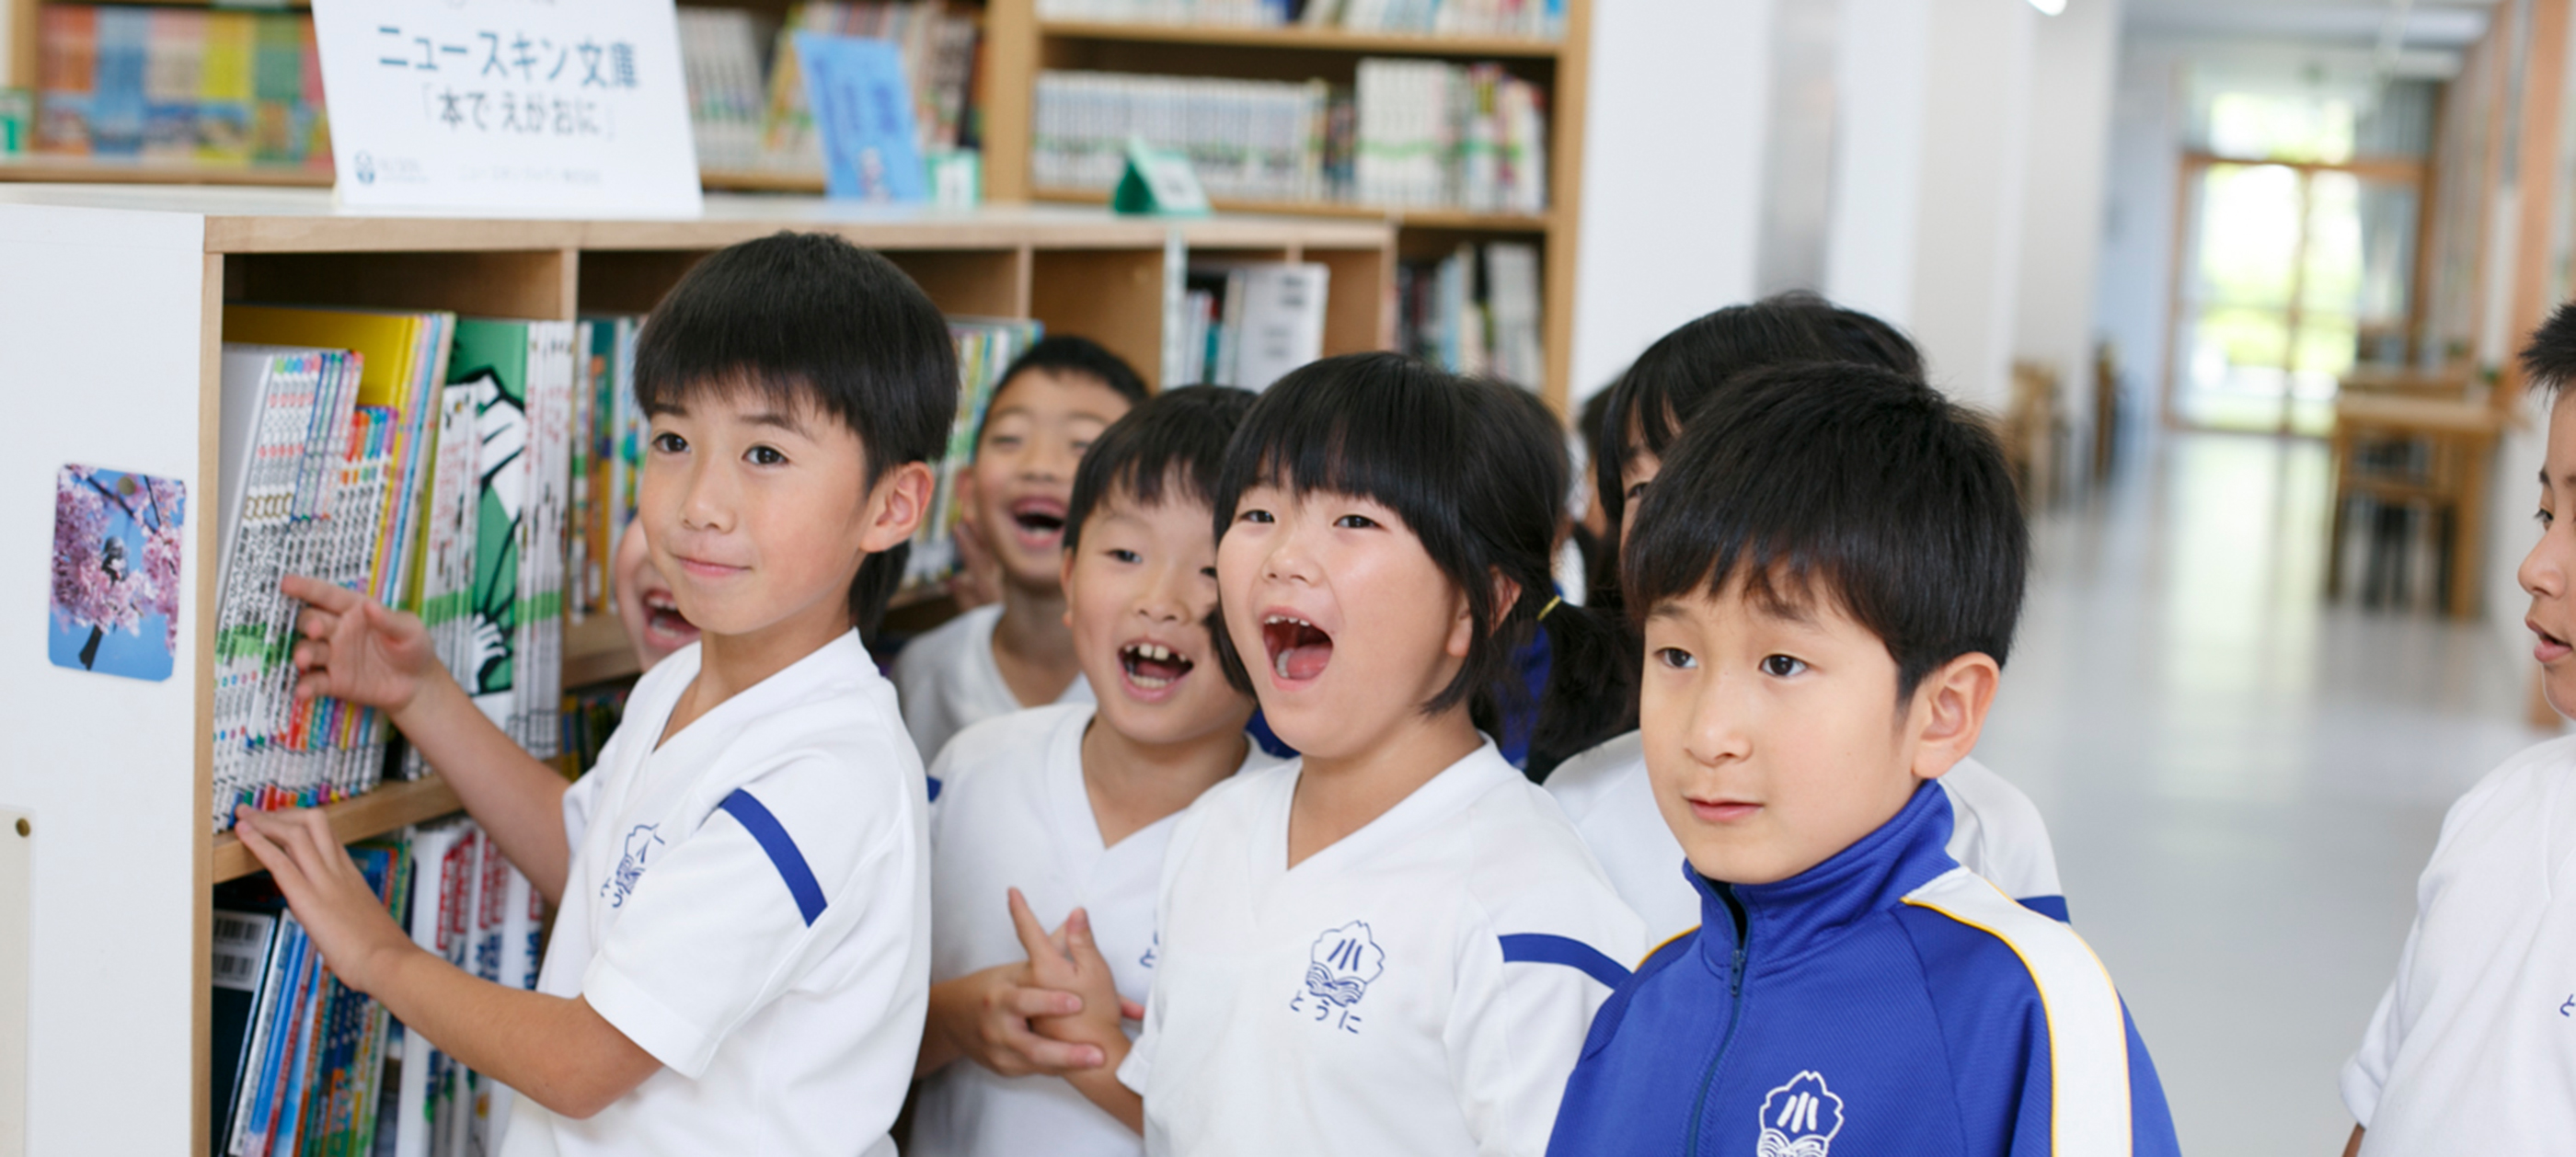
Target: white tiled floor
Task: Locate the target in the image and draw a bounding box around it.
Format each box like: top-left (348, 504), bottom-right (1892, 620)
top-left (1974, 431), bottom-right (2553, 1156)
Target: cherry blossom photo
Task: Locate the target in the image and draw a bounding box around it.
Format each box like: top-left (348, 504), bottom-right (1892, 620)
top-left (50, 464), bottom-right (185, 681)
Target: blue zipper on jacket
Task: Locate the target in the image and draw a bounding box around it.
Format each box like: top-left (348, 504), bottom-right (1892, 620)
top-left (1684, 883), bottom-right (1751, 1157)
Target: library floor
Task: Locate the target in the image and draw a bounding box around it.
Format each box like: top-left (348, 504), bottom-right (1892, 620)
top-left (1973, 429), bottom-right (2549, 1156)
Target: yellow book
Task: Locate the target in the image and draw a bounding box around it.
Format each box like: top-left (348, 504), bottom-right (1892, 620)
top-left (196, 12), bottom-right (255, 165)
top-left (225, 305), bottom-right (427, 411)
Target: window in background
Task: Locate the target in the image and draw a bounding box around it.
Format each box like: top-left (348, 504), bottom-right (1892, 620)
top-left (2168, 83), bottom-right (2432, 435)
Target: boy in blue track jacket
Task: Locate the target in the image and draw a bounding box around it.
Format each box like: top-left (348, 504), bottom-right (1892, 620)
top-left (1547, 363), bottom-right (2179, 1157)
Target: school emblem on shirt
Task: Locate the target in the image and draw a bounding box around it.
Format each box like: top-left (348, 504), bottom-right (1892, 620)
top-left (1756, 1071), bottom-right (1844, 1157)
top-left (1288, 921), bottom-right (1384, 1035)
top-left (602, 823), bottom-right (664, 909)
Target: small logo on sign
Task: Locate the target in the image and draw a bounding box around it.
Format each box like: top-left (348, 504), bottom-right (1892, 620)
top-left (1287, 921), bottom-right (1383, 1034)
top-left (1756, 1071), bottom-right (1844, 1157)
top-left (602, 823), bottom-right (663, 909)
top-left (355, 152), bottom-right (376, 185)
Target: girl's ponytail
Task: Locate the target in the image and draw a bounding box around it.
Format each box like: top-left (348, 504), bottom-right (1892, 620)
top-left (1525, 599), bottom-right (1638, 780)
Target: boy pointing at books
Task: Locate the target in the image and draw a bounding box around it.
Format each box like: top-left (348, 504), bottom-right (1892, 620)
top-left (232, 233), bottom-right (955, 1156)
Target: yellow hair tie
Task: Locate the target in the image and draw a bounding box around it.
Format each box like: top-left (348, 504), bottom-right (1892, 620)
top-left (1538, 595), bottom-right (1563, 621)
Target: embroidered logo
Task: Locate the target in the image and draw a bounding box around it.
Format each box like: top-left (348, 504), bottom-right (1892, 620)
top-left (602, 823), bottom-right (664, 909)
top-left (1287, 921), bottom-right (1383, 1035)
top-left (1756, 1071), bottom-right (1844, 1157)
top-left (1140, 931), bottom-right (1159, 969)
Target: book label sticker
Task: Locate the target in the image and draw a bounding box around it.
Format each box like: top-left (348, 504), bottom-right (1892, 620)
top-left (310, 0), bottom-right (702, 216)
top-left (49, 465), bottom-right (185, 682)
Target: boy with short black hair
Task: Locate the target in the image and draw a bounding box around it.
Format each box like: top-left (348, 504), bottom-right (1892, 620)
top-left (233, 232), bottom-right (952, 1156)
top-left (1547, 363), bottom-right (2179, 1157)
top-left (2339, 302), bottom-right (2576, 1155)
top-left (909, 386), bottom-right (1272, 1157)
top-left (895, 336), bottom-right (1150, 760)
top-left (1547, 293), bottom-right (2065, 944)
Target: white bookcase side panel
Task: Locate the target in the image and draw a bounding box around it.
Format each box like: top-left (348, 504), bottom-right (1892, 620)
top-left (0, 203), bottom-right (209, 1157)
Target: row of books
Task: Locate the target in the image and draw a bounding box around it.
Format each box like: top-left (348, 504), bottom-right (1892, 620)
top-left (675, 2), bottom-right (978, 175)
top-left (1176, 262), bottom-right (1331, 391)
top-left (213, 306), bottom-right (579, 830)
top-left (1034, 0), bottom-right (1562, 38)
top-left (33, 6), bottom-right (328, 166)
top-left (215, 311), bottom-right (450, 829)
top-left (414, 320), bottom-right (582, 770)
top-left (1354, 58), bottom-right (1547, 213)
top-left (213, 820), bottom-right (539, 1157)
top-left (1399, 240), bottom-right (1544, 389)
top-left (1033, 72), bottom-right (1332, 203)
top-left (909, 318), bottom-right (1047, 586)
top-left (1031, 61), bottom-right (1547, 212)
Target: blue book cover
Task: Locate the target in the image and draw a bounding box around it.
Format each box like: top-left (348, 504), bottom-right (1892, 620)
top-left (797, 33), bottom-right (927, 203)
top-left (88, 7), bottom-right (148, 156)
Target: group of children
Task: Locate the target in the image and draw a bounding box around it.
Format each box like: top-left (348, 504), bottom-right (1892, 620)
top-left (228, 227), bottom-right (2576, 1156)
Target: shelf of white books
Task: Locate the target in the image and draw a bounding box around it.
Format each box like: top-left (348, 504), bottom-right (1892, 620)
top-left (1033, 185), bottom-right (1550, 233)
top-left (1036, 18), bottom-right (1563, 58)
top-left (209, 774), bottom-right (462, 885)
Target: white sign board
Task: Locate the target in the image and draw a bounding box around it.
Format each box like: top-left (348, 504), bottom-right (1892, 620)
top-left (311, 0), bottom-right (703, 216)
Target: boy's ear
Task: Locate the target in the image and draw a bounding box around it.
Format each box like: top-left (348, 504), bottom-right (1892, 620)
top-left (857, 461), bottom-right (938, 553)
top-left (1906, 652), bottom-right (2000, 782)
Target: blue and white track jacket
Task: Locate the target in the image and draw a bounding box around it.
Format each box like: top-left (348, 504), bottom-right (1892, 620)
top-left (1547, 782), bottom-right (2180, 1157)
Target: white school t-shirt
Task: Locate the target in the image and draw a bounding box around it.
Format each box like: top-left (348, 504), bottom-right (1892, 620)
top-left (912, 704), bottom-right (1281, 1157)
top-left (2341, 736), bottom-right (2576, 1152)
top-left (1544, 730), bottom-right (2067, 945)
top-left (893, 603), bottom-right (1097, 763)
top-left (500, 632), bottom-right (930, 1157)
top-left (1118, 739), bottom-right (1647, 1157)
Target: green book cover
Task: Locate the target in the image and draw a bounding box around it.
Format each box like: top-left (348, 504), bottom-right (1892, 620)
top-left (447, 319), bottom-right (531, 710)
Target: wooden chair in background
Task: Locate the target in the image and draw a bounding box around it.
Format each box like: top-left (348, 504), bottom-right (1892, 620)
top-left (2324, 367), bottom-right (2501, 619)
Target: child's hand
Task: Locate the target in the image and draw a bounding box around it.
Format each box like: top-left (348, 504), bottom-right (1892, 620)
top-left (231, 805), bottom-right (420, 996)
top-left (928, 962), bottom-right (1105, 1077)
top-left (281, 574), bottom-right (443, 718)
top-left (1009, 888), bottom-right (1127, 1057)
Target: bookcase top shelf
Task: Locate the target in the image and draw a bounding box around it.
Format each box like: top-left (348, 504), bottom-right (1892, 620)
top-left (0, 187), bottom-right (1398, 254)
top-left (1035, 19), bottom-right (1564, 58)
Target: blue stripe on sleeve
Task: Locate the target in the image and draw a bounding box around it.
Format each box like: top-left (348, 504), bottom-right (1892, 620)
top-left (1499, 933), bottom-right (1630, 989)
top-left (717, 789), bottom-right (827, 926)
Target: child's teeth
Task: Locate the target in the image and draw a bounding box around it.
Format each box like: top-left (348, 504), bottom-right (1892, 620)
top-left (1275, 651), bottom-right (1293, 679)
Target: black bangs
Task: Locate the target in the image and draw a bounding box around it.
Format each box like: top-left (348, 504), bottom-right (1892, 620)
top-left (2524, 300), bottom-right (2576, 399)
top-left (1213, 353), bottom-right (1567, 720)
top-left (1214, 353), bottom-right (1474, 544)
top-left (1065, 385), bottom-right (1259, 554)
top-left (1598, 292), bottom-right (1923, 533)
top-left (632, 231), bottom-right (957, 487)
top-left (1623, 361), bottom-right (2026, 700)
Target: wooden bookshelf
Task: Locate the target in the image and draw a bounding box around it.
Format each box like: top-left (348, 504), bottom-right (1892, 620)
top-left (1036, 18), bottom-right (1562, 58)
top-left (209, 773), bottom-right (463, 884)
top-left (0, 188), bottom-right (1390, 1155)
top-left (981, 0), bottom-right (1592, 407)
